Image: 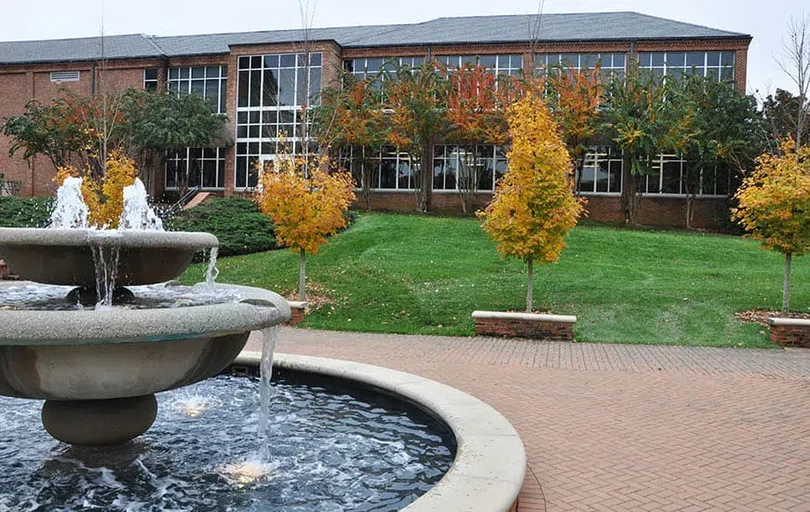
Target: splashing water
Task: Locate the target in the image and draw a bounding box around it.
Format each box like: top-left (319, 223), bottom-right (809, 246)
top-left (205, 247), bottom-right (220, 287)
top-left (259, 325), bottom-right (280, 462)
top-left (119, 178), bottom-right (164, 231)
top-left (49, 177), bottom-right (89, 229)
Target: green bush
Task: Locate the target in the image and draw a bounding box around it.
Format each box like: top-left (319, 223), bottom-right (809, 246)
top-left (0, 196), bottom-right (53, 228)
top-left (169, 197), bottom-right (277, 257)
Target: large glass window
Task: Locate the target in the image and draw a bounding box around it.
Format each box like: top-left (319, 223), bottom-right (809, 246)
top-left (433, 145), bottom-right (507, 192)
top-left (235, 53), bottom-right (322, 189)
top-left (638, 51), bottom-right (735, 83)
top-left (575, 147), bottom-right (623, 194)
top-left (535, 53), bottom-right (626, 81)
top-left (165, 148), bottom-right (225, 190)
top-left (339, 146), bottom-right (417, 191)
top-left (434, 55), bottom-right (522, 76)
top-left (168, 65), bottom-right (227, 114)
top-left (344, 56), bottom-right (424, 80)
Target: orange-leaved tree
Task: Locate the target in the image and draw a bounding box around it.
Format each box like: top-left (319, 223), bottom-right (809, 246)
top-left (733, 140), bottom-right (810, 314)
top-left (253, 153), bottom-right (356, 301)
top-left (479, 91), bottom-right (584, 313)
top-left (542, 65), bottom-right (603, 191)
top-left (54, 148), bottom-right (138, 228)
top-left (446, 64), bottom-right (517, 213)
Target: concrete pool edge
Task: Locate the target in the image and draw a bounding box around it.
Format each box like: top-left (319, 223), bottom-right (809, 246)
top-left (234, 351), bottom-right (526, 512)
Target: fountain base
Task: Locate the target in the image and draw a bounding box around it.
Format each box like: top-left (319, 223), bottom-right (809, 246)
top-left (42, 394), bottom-right (157, 446)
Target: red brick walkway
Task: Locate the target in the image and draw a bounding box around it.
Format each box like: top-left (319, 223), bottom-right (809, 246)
top-left (248, 329), bottom-right (810, 512)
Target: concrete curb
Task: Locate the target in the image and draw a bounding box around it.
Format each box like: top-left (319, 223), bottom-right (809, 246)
top-left (234, 351), bottom-right (526, 512)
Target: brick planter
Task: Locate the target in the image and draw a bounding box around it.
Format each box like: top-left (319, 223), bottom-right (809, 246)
top-left (767, 317), bottom-right (810, 348)
top-left (472, 311), bottom-right (576, 341)
top-left (286, 301), bottom-right (307, 326)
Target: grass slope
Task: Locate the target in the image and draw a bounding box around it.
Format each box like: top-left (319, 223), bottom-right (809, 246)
top-left (181, 213), bottom-right (809, 348)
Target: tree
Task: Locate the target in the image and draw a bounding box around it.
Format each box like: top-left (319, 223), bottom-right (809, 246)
top-left (762, 89), bottom-right (810, 152)
top-left (2, 89), bottom-right (228, 196)
top-left (542, 64), bottom-right (604, 191)
top-left (776, 14), bottom-right (810, 148)
top-left (601, 68), bottom-right (671, 225)
top-left (253, 153), bottom-right (355, 301)
top-left (383, 63), bottom-right (450, 212)
top-left (311, 74), bottom-right (386, 210)
top-left (669, 75), bottom-right (764, 228)
top-left (445, 64), bottom-right (512, 213)
top-left (478, 91), bottom-right (584, 312)
top-left (733, 141), bottom-right (810, 314)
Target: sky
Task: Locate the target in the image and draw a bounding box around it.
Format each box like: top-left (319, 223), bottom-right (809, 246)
top-left (0, 0), bottom-right (806, 98)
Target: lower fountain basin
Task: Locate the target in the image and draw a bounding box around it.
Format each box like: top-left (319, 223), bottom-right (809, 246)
top-left (0, 228), bottom-right (218, 287)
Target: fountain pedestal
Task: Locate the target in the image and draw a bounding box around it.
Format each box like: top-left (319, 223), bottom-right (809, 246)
top-left (43, 395), bottom-right (158, 446)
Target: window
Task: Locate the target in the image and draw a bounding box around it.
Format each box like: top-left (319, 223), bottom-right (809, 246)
top-left (638, 51), bottom-right (735, 84)
top-left (235, 53), bottom-right (322, 189)
top-left (168, 65), bottom-right (228, 114)
top-left (50, 70), bottom-right (80, 82)
top-left (434, 55), bottom-right (523, 76)
top-left (575, 147), bottom-right (623, 194)
top-left (344, 56), bottom-right (424, 80)
top-left (143, 68), bottom-right (158, 91)
top-left (535, 53), bottom-right (626, 81)
top-left (433, 145), bottom-right (507, 192)
top-left (165, 148), bottom-right (225, 190)
top-left (339, 146), bottom-right (417, 191)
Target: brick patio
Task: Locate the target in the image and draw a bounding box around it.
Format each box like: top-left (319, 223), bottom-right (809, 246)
top-left (248, 328), bottom-right (810, 512)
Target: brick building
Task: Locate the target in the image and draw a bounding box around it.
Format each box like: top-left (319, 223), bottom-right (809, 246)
top-left (0, 12), bottom-right (752, 227)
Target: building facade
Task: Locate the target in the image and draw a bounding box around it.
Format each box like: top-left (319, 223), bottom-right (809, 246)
top-left (0, 12), bottom-right (752, 228)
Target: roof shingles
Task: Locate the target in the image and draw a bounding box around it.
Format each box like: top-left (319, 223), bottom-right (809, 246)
top-left (0, 12), bottom-right (750, 65)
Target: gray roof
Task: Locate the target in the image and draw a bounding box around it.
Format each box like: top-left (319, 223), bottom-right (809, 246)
top-left (0, 12), bottom-right (750, 65)
top-left (0, 34), bottom-right (163, 65)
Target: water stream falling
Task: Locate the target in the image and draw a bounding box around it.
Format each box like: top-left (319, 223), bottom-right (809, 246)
top-left (91, 245), bottom-right (120, 308)
top-left (258, 325), bottom-right (279, 462)
top-left (205, 247), bottom-right (220, 288)
top-left (49, 177), bottom-right (88, 229)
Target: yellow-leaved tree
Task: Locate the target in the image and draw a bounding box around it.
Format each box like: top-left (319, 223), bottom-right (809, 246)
top-left (479, 92), bottom-right (584, 313)
top-left (254, 154), bottom-right (356, 301)
top-left (54, 148), bottom-right (138, 228)
top-left (733, 140), bottom-right (810, 315)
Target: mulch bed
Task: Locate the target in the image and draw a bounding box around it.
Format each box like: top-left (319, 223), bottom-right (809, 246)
top-left (735, 309), bottom-right (810, 327)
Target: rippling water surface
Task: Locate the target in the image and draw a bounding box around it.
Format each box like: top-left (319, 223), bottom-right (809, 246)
top-left (0, 373), bottom-right (454, 511)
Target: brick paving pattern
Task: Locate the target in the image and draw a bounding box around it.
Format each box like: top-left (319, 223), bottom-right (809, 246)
top-left (248, 329), bottom-right (810, 512)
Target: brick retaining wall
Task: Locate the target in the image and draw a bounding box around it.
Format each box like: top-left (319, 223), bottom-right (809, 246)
top-left (287, 301), bottom-right (307, 326)
top-left (472, 311), bottom-right (576, 341)
top-left (768, 318), bottom-right (810, 348)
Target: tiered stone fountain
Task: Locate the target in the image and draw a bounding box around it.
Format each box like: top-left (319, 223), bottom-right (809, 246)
top-left (0, 179), bottom-right (290, 446)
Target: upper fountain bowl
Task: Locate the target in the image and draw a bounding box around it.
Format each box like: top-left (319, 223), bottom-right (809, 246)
top-left (0, 228), bottom-right (217, 287)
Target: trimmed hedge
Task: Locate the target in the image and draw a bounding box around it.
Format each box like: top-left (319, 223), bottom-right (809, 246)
top-left (169, 197), bottom-right (277, 257)
top-left (0, 196), bottom-right (53, 228)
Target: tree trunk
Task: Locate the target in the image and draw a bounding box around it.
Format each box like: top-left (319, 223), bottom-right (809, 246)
top-left (299, 248), bottom-right (307, 302)
top-left (620, 154), bottom-right (633, 224)
top-left (526, 255), bottom-right (534, 313)
top-left (782, 252), bottom-right (792, 316)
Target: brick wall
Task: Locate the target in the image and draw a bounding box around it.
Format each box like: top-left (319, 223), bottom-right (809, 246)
top-left (473, 315), bottom-right (575, 341)
top-left (769, 324), bottom-right (810, 349)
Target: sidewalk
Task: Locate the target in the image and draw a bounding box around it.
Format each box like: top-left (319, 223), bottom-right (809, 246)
top-left (249, 328), bottom-right (810, 512)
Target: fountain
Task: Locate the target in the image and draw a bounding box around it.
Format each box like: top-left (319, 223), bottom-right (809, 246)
top-left (0, 177), bottom-right (291, 446)
top-left (0, 176), bottom-right (525, 510)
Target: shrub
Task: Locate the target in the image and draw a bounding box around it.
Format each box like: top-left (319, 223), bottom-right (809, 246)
top-left (0, 196), bottom-right (53, 228)
top-left (169, 197), bottom-right (277, 257)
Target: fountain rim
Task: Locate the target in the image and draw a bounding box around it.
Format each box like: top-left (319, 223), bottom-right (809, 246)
top-left (0, 227), bottom-right (218, 249)
top-left (233, 351), bottom-right (526, 512)
top-left (0, 284), bottom-right (291, 346)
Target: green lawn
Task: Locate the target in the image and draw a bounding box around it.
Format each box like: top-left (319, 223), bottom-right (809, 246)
top-left (181, 213), bottom-right (809, 348)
